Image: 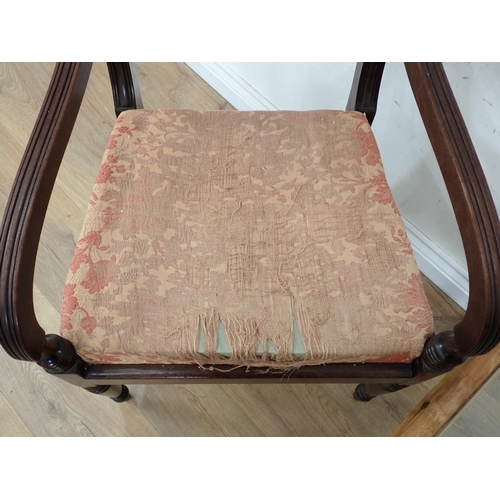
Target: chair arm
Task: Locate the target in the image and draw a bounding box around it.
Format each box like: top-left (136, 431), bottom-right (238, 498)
top-left (106, 63), bottom-right (143, 117)
top-left (0, 63), bottom-right (92, 361)
top-left (346, 62), bottom-right (386, 125)
top-left (405, 62), bottom-right (500, 357)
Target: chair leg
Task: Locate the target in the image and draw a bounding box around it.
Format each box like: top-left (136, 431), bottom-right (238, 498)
top-left (354, 383), bottom-right (407, 402)
top-left (84, 384), bottom-right (131, 403)
top-left (353, 330), bottom-right (465, 402)
top-left (37, 334), bottom-right (131, 403)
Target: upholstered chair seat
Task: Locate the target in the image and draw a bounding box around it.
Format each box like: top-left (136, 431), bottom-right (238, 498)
top-left (59, 108), bottom-right (434, 368)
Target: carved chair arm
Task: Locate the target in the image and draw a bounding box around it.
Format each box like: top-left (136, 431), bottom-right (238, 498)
top-left (0, 63), bottom-right (92, 361)
top-left (346, 62), bottom-right (386, 125)
top-left (405, 62), bottom-right (500, 357)
top-left (106, 62), bottom-right (143, 117)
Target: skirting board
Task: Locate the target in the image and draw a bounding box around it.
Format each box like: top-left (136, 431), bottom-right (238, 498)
top-left (186, 62), bottom-right (470, 310)
top-left (185, 62), bottom-right (277, 111)
top-left (403, 218), bottom-right (468, 310)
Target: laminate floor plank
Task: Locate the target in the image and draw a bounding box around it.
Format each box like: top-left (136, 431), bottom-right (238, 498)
top-left (120, 377), bottom-right (440, 437)
top-left (0, 286), bottom-right (160, 437)
top-left (441, 369), bottom-right (500, 437)
top-left (0, 391), bottom-right (33, 437)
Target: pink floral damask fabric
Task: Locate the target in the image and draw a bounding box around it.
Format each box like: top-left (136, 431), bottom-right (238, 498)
top-left (60, 109), bottom-right (434, 366)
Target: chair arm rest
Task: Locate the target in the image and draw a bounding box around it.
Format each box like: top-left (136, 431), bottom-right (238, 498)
top-left (405, 62), bottom-right (500, 356)
top-left (106, 62), bottom-right (143, 117)
top-left (0, 63), bottom-right (92, 361)
top-left (346, 62), bottom-right (385, 125)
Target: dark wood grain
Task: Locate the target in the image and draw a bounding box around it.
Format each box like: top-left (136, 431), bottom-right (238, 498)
top-left (106, 63), bottom-right (143, 116)
top-left (0, 63), bottom-right (92, 361)
top-left (82, 361), bottom-right (414, 385)
top-left (405, 62), bottom-right (500, 357)
top-left (346, 62), bottom-right (385, 124)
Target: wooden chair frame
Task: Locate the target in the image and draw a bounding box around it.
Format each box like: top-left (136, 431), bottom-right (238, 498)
top-left (1, 62), bottom-right (499, 403)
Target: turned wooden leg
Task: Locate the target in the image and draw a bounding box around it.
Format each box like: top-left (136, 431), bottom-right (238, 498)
top-left (354, 331), bottom-right (466, 402)
top-left (354, 383), bottom-right (407, 402)
top-left (37, 334), bottom-right (131, 403)
top-left (84, 384), bottom-right (131, 402)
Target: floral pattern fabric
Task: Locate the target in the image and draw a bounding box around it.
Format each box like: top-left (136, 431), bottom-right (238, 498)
top-left (60, 109), bottom-right (434, 366)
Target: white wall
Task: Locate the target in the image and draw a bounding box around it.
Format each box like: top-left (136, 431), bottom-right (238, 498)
top-left (186, 62), bottom-right (500, 309)
top-left (186, 62), bottom-right (354, 111)
top-left (226, 62), bottom-right (354, 110)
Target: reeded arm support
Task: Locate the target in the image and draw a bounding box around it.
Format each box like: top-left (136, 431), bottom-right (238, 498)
top-left (107, 62), bottom-right (143, 116)
top-left (0, 63), bottom-right (92, 361)
top-left (405, 62), bottom-right (500, 356)
top-left (346, 62), bottom-right (385, 125)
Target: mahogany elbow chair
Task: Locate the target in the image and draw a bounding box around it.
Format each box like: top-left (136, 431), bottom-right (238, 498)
top-left (1, 62), bottom-right (499, 405)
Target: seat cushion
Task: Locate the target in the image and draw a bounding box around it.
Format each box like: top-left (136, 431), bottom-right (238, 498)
top-left (59, 109), bottom-right (433, 367)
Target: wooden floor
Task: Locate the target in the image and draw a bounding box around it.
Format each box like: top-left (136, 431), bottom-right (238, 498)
top-left (0, 62), bottom-right (467, 436)
top-left (441, 368), bottom-right (500, 437)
